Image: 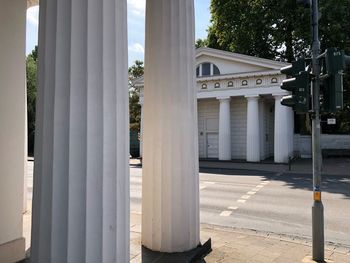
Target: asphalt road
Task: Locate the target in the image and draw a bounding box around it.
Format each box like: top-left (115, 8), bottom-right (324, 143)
top-left (27, 161), bottom-right (350, 247)
top-left (130, 165), bottom-right (350, 247)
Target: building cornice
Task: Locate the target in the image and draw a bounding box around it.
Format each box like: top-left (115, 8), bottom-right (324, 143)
top-left (196, 47), bottom-right (289, 70)
top-left (197, 69), bottom-right (282, 82)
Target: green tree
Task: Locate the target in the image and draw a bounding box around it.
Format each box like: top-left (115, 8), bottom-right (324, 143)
top-left (26, 46), bottom-right (38, 156)
top-left (207, 0), bottom-right (310, 62)
top-left (195, 38), bottom-right (209, 48)
top-left (129, 60), bottom-right (144, 131)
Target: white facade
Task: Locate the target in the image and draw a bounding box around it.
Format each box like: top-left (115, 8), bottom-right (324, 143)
top-left (137, 47), bottom-right (295, 163)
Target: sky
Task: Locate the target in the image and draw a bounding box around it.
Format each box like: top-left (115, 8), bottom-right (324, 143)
top-left (26, 0), bottom-right (211, 65)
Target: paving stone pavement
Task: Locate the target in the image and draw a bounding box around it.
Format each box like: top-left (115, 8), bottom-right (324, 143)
top-left (130, 212), bottom-right (350, 263)
top-left (23, 201), bottom-right (350, 262)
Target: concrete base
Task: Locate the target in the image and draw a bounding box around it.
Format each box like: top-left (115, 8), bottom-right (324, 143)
top-left (0, 238), bottom-right (25, 263)
top-left (141, 239), bottom-right (212, 263)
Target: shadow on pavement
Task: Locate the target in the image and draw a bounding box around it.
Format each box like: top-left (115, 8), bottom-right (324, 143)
top-left (199, 167), bottom-right (350, 199)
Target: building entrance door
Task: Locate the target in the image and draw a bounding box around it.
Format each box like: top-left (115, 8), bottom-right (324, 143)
top-left (206, 132), bottom-right (219, 158)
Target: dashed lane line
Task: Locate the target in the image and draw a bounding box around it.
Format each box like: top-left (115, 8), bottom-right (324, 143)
top-left (200, 181), bottom-right (216, 190)
top-left (220, 210), bottom-right (233, 217)
top-left (218, 175), bottom-right (281, 218)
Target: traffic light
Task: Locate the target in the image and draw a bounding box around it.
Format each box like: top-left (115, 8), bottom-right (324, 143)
top-left (280, 58), bottom-right (311, 113)
top-left (320, 48), bottom-right (350, 112)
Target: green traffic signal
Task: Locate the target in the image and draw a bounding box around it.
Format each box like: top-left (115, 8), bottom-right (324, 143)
top-left (320, 47), bottom-right (349, 112)
top-left (280, 59), bottom-right (310, 114)
top-left (322, 73), bottom-right (343, 112)
top-left (281, 59), bottom-right (305, 77)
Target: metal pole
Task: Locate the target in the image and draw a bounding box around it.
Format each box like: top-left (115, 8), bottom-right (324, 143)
top-left (310, 0), bottom-right (324, 261)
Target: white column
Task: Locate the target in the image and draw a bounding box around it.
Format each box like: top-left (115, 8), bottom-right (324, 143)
top-left (246, 96), bottom-right (261, 162)
top-left (139, 98), bottom-right (144, 158)
top-left (218, 97), bottom-right (231, 160)
top-left (274, 94), bottom-right (291, 163)
top-left (142, 0), bottom-right (200, 253)
top-left (0, 1), bottom-right (26, 262)
top-left (288, 109), bottom-right (295, 157)
top-left (30, 1), bottom-right (129, 262)
top-left (259, 99), bottom-right (266, 160)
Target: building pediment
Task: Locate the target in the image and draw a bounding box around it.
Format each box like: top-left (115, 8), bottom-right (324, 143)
top-left (196, 47), bottom-right (288, 76)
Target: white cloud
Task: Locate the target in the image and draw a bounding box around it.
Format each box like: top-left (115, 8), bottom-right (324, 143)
top-left (128, 43), bottom-right (144, 54)
top-left (128, 0), bottom-right (145, 16)
top-left (27, 6), bottom-right (39, 26)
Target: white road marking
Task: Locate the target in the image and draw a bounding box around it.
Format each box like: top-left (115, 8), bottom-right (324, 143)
top-left (220, 210), bottom-right (232, 217)
top-left (247, 191), bottom-right (256, 195)
top-left (203, 181), bottom-right (215, 185)
top-left (256, 185), bottom-right (264, 188)
top-left (228, 206), bottom-right (238, 210)
top-left (237, 199), bottom-right (246, 203)
top-left (200, 181), bottom-right (216, 190)
top-left (261, 181), bottom-right (269, 185)
top-left (241, 195), bottom-right (251, 200)
top-left (252, 188), bottom-right (260, 192)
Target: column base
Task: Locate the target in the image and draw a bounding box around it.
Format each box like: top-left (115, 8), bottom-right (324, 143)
top-left (141, 239), bottom-right (212, 263)
top-left (0, 238), bottom-right (25, 263)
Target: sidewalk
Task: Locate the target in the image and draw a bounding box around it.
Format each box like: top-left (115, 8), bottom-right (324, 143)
top-left (199, 157), bottom-right (350, 177)
top-left (23, 206), bottom-right (350, 262)
top-left (130, 212), bottom-right (350, 263)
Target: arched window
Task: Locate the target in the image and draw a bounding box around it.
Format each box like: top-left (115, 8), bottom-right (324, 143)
top-left (201, 83), bottom-right (207, 89)
top-left (214, 83), bottom-right (220, 88)
top-left (271, 77), bottom-right (278, 83)
top-left (256, 79), bottom-right (262, 85)
top-left (227, 81), bottom-right (234, 87)
top-left (196, 62), bottom-right (221, 77)
top-left (213, 65), bottom-right (220, 75)
top-left (242, 80), bottom-right (248, 86)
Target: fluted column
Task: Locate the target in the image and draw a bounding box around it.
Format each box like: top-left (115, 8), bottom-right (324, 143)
top-left (142, 0), bottom-right (200, 253)
top-left (30, 1), bottom-right (129, 262)
top-left (218, 97), bottom-right (231, 160)
top-left (274, 94), bottom-right (291, 163)
top-left (288, 108), bottom-right (295, 156)
top-left (0, 1), bottom-right (26, 262)
top-left (139, 98), bottom-right (144, 158)
top-left (259, 99), bottom-right (266, 160)
top-left (246, 95), bottom-right (261, 162)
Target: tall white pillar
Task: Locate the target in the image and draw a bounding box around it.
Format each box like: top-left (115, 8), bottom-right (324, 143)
top-left (274, 94), bottom-right (291, 163)
top-left (0, 1), bottom-right (26, 262)
top-left (259, 99), bottom-right (266, 160)
top-left (246, 96), bottom-right (261, 162)
top-left (288, 109), bottom-right (295, 156)
top-left (30, 1), bottom-right (129, 262)
top-left (139, 98), bottom-right (144, 158)
top-left (142, 0), bottom-right (200, 253)
top-left (218, 97), bottom-right (231, 160)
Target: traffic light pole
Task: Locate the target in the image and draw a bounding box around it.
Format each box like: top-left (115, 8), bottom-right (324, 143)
top-left (310, 0), bottom-right (324, 261)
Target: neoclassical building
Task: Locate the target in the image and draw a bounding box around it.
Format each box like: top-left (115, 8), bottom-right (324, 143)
top-left (137, 47), bottom-right (295, 163)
